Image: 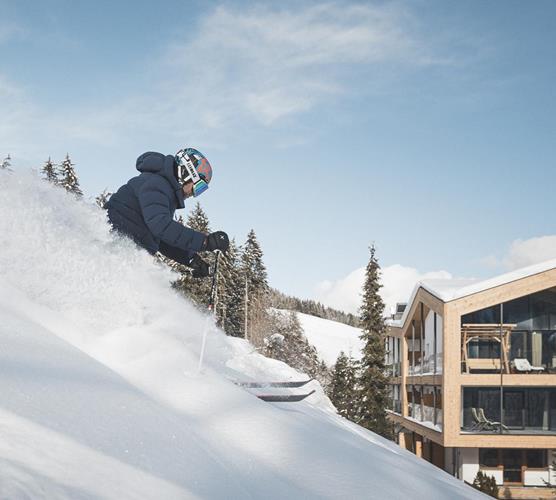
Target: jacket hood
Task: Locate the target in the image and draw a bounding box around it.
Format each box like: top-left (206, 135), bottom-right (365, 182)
top-left (136, 152), bottom-right (185, 208)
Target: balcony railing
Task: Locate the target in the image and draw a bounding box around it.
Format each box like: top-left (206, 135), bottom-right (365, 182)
top-left (385, 362), bottom-right (402, 378)
top-left (408, 353), bottom-right (443, 375)
top-left (408, 403), bottom-right (443, 429)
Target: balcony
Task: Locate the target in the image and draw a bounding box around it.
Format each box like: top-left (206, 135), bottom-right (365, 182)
top-left (408, 353), bottom-right (443, 376)
top-left (461, 288), bottom-right (556, 374)
top-left (462, 387), bottom-right (556, 435)
top-left (407, 402), bottom-right (442, 430)
top-left (461, 325), bottom-right (556, 374)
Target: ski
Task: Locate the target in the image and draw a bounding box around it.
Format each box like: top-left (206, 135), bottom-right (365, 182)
top-left (233, 378), bottom-right (313, 389)
top-left (257, 390), bottom-right (316, 403)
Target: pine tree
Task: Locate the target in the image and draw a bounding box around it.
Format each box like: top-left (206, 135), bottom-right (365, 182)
top-left (41, 157), bottom-right (58, 184)
top-left (173, 203), bottom-right (213, 308)
top-left (1, 154), bottom-right (13, 171)
top-left (328, 352), bottom-right (359, 421)
top-left (357, 245), bottom-right (391, 438)
top-left (95, 189), bottom-right (112, 209)
top-left (264, 311), bottom-right (323, 379)
top-left (472, 471), bottom-right (498, 497)
top-left (318, 359), bottom-right (332, 390)
top-left (216, 239), bottom-right (244, 337)
top-left (58, 154), bottom-right (83, 197)
top-left (241, 229), bottom-right (270, 346)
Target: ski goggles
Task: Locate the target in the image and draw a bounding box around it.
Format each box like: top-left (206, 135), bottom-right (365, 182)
top-left (176, 152), bottom-right (209, 197)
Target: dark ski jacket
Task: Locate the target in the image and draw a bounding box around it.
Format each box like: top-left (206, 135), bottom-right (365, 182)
top-left (106, 152), bottom-right (206, 264)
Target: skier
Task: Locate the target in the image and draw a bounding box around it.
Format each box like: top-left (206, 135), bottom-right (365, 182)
top-left (106, 148), bottom-right (229, 277)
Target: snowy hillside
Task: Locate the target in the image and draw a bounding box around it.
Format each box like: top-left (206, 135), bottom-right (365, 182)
top-left (0, 169), bottom-right (486, 499)
top-left (294, 311), bottom-right (364, 366)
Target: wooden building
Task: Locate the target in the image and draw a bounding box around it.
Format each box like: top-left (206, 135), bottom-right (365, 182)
top-left (386, 259), bottom-right (556, 499)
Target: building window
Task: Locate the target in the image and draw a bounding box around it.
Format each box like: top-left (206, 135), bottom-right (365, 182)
top-left (461, 286), bottom-right (556, 374)
top-left (526, 450), bottom-right (547, 468)
top-left (479, 449), bottom-right (548, 485)
top-left (463, 387), bottom-right (556, 434)
top-left (479, 449), bottom-right (499, 468)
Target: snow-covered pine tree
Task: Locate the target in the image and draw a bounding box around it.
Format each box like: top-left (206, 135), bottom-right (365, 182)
top-left (328, 351), bottom-right (359, 421)
top-left (95, 189), bottom-right (112, 209)
top-left (1, 154), bottom-right (13, 171)
top-left (317, 359), bottom-right (332, 391)
top-left (216, 239), bottom-right (244, 337)
top-left (241, 229), bottom-right (270, 346)
top-left (58, 154), bottom-right (83, 197)
top-left (264, 311), bottom-right (322, 380)
top-left (41, 157), bottom-right (58, 184)
top-left (357, 245), bottom-right (392, 439)
top-left (173, 203), bottom-right (213, 309)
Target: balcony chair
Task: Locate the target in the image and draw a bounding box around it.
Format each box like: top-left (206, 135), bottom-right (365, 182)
top-left (471, 407), bottom-right (508, 432)
top-left (470, 408), bottom-right (488, 431)
top-left (511, 358), bottom-right (544, 373)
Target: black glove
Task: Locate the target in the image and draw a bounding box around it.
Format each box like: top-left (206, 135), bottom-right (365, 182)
top-left (188, 254), bottom-right (210, 278)
top-left (205, 231), bottom-right (229, 253)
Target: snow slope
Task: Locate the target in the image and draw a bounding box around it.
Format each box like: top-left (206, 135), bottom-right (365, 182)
top-left (0, 169), bottom-right (486, 499)
top-left (294, 311), bottom-right (364, 366)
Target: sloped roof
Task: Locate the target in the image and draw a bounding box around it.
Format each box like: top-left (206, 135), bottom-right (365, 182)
top-left (388, 257), bottom-right (556, 328)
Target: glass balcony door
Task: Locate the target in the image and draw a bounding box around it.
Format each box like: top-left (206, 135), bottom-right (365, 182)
top-left (463, 387), bottom-right (556, 434)
top-left (504, 390), bottom-right (524, 429)
top-left (502, 449), bottom-right (523, 484)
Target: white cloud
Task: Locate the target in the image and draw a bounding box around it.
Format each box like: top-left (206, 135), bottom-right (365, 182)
top-left (0, 3), bottom-right (438, 166)
top-left (315, 263), bottom-right (452, 316)
top-left (501, 235), bottom-right (556, 270)
top-left (159, 2), bottom-right (435, 133)
top-left (315, 235), bottom-right (556, 317)
top-left (316, 267), bottom-right (366, 315)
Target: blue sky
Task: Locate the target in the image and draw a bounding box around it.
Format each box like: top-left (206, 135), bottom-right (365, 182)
top-left (2, 0), bottom-right (556, 313)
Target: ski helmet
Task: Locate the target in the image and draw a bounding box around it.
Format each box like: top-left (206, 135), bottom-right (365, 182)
top-left (175, 148), bottom-right (213, 197)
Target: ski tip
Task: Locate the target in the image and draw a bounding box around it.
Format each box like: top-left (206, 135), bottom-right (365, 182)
top-left (257, 389), bottom-right (316, 403)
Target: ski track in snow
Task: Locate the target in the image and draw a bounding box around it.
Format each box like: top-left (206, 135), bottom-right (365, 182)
top-left (0, 170), bottom-right (487, 499)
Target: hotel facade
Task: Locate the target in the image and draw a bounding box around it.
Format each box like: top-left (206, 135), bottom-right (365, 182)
top-left (386, 260), bottom-right (556, 499)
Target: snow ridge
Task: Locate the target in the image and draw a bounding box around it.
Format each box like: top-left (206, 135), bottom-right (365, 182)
top-left (0, 169), bottom-right (486, 499)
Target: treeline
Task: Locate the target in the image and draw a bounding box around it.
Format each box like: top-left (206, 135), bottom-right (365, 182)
top-left (162, 204), bottom-right (331, 388)
top-left (269, 288), bottom-right (360, 327)
top-left (32, 155), bottom-right (329, 385)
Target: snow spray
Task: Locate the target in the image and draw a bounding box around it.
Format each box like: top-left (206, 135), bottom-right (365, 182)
top-left (197, 250), bottom-right (221, 373)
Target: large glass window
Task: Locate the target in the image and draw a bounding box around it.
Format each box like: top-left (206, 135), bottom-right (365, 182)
top-left (463, 305), bottom-right (500, 324)
top-left (479, 449), bottom-right (499, 468)
top-left (461, 287), bottom-right (556, 373)
top-left (462, 387), bottom-right (556, 434)
top-left (479, 449), bottom-right (547, 485)
top-left (406, 384), bottom-right (442, 429)
top-left (388, 384), bottom-right (401, 414)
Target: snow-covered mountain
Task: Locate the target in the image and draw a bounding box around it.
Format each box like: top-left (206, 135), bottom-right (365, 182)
top-left (0, 169), bottom-right (486, 499)
top-left (294, 311), bottom-right (364, 366)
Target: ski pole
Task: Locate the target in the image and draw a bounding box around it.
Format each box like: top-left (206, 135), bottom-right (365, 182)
top-left (197, 250), bottom-right (221, 373)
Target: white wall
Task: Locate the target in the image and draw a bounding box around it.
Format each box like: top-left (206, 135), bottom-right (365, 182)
top-left (524, 469), bottom-right (550, 486)
top-left (459, 448), bottom-right (479, 484)
top-left (460, 448), bottom-right (555, 487)
top-left (482, 469), bottom-right (503, 485)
